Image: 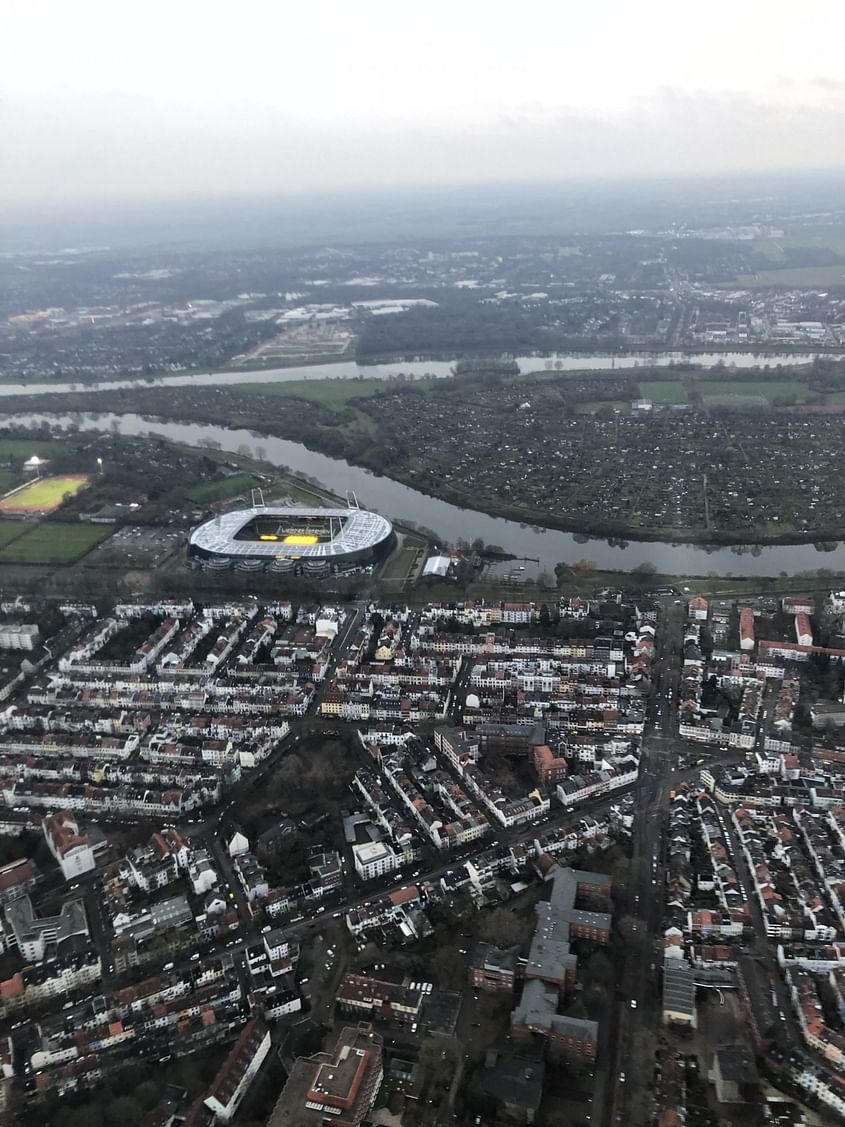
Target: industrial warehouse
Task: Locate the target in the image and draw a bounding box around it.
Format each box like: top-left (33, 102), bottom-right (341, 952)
top-left (187, 502), bottom-right (394, 577)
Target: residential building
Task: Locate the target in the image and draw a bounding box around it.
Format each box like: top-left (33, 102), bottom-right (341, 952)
top-left (202, 1019), bottom-right (270, 1123)
top-left (42, 812), bottom-right (96, 880)
top-left (5, 895), bottom-right (88, 962)
top-left (352, 841), bottom-right (399, 882)
top-left (336, 975), bottom-right (423, 1025)
top-left (470, 943), bottom-right (520, 993)
top-left (0, 624), bottom-right (39, 651)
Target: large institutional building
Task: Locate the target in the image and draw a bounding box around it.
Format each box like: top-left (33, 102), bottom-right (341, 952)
top-left (188, 503), bottom-right (394, 578)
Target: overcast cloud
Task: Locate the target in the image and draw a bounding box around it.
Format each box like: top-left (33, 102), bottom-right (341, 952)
top-left (2, 0), bottom-right (844, 211)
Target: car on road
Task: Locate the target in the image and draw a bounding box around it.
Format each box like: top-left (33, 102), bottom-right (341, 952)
top-left (619, 1072), bottom-right (626, 1083)
top-left (630, 999), bottom-right (637, 1009)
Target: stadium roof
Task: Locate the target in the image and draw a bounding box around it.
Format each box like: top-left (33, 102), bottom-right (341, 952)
top-left (189, 505), bottom-right (392, 560)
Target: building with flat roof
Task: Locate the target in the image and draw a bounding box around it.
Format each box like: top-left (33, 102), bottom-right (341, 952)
top-left (352, 840), bottom-right (398, 881)
top-left (713, 1045), bottom-right (759, 1103)
top-left (663, 957), bottom-right (697, 1028)
top-left (5, 895), bottom-right (88, 962)
top-left (266, 1023), bottom-right (383, 1127)
top-left (0, 623), bottom-right (39, 651)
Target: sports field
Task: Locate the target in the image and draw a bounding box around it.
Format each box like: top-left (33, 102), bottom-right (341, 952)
top-left (186, 473), bottom-right (259, 503)
top-left (696, 379), bottom-right (813, 404)
top-left (0, 522), bottom-right (110, 565)
top-left (638, 380), bottom-right (688, 403)
top-left (0, 475), bottom-right (89, 514)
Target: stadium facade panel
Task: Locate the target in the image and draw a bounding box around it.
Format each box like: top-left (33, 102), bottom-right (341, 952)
top-left (188, 505), bottom-right (394, 573)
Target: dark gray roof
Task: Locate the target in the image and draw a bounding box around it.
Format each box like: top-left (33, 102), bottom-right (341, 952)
top-left (716, 1045), bottom-right (759, 1085)
top-left (482, 1056), bottom-right (545, 1110)
top-left (663, 958), bottom-right (696, 1017)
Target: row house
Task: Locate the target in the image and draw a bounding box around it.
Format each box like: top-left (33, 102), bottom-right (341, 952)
top-left (795, 808), bottom-right (845, 934)
top-left (734, 805), bottom-right (838, 942)
top-left (157, 615), bottom-right (215, 673)
top-left (233, 851), bottom-right (269, 903)
top-left (345, 885), bottom-right (422, 941)
top-left (336, 974), bottom-right (423, 1025)
top-left (0, 951), bottom-right (102, 1017)
top-left (204, 610), bottom-right (257, 672)
top-left (115, 599), bottom-right (195, 619)
top-left (58, 618), bottom-right (121, 671)
top-left (350, 772), bottom-right (421, 865)
top-left (0, 732), bottom-right (139, 760)
top-left (786, 966), bottom-right (845, 1071)
top-left (132, 618), bottom-right (181, 672)
top-left (381, 755), bottom-right (459, 852)
top-left (556, 759), bottom-right (638, 809)
top-left (464, 772), bottom-right (549, 829)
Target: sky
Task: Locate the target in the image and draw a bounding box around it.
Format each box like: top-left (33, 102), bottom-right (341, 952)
top-left (3, 0), bottom-right (845, 212)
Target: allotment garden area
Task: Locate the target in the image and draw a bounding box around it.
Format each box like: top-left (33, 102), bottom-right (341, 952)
top-left (14, 357), bottom-right (845, 544)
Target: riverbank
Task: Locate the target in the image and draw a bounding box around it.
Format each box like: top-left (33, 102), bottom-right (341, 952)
top-left (5, 381), bottom-right (845, 548)
top-left (0, 348), bottom-right (838, 397)
top-left (353, 464), bottom-right (845, 548)
top-left (429, 571), bottom-right (845, 603)
top-left (10, 410), bottom-right (845, 577)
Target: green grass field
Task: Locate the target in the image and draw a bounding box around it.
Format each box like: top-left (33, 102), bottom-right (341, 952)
top-left (270, 481), bottom-right (327, 506)
top-left (0, 522), bottom-right (111, 565)
top-left (752, 224), bottom-right (845, 261)
top-left (0, 439), bottom-right (68, 459)
top-left (638, 380), bottom-right (688, 403)
top-left (186, 474), bottom-right (260, 503)
top-left (523, 367), bottom-right (623, 382)
top-left (574, 400), bottom-right (631, 414)
top-left (696, 379), bottom-right (813, 404)
top-left (0, 524), bottom-right (27, 550)
top-left (381, 545), bottom-right (419, 583)
top-left (0, 475), bottom-right (88, 514)
top-left (734, 264), bottom-right (845, 288)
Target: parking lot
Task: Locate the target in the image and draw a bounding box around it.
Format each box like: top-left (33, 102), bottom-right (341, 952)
top-left (90, 524), bottom-right (184, 567)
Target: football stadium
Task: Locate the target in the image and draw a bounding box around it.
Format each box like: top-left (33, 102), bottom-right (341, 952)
top-left (187, 504), bottom-right (394, 577)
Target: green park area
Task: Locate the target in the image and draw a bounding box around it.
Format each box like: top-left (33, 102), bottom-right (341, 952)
top-left (0, 522), bottom-right (111, 565)
top-left (575, 400), bottom-right (631, 414)
top-left (380, 545), bottom-right (420, 584)
top-left (736, 264), bottom-right (845, 288)
top-left (186, 473), bottom-right (261, 503)
top-left (696, 379), bottom-right (816, 405)
top-left (637, 380), bottom-right (688, 403)
top-left (637, 377), bottom-right (820, 407)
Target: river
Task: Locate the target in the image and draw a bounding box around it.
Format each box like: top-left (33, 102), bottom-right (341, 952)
top-left (15, 411), bottom-right (845, 578)
top-left (0, 350), bottom-right (838, 398)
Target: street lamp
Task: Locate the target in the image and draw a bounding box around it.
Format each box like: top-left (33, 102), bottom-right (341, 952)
top-left (96, 457), bottom-right (103, 474)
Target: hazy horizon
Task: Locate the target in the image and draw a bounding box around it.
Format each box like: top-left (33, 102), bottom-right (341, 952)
top-left (3, 0), bottom-right (844, 217)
